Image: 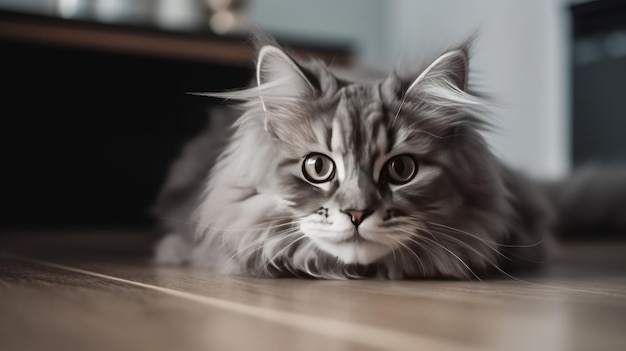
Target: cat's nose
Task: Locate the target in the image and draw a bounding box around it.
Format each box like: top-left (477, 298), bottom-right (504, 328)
top-left (342, 209), bottom-right (374, 227)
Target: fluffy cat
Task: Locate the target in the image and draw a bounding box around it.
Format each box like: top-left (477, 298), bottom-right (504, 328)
top-left (152, 38), bottom-right (566, 279)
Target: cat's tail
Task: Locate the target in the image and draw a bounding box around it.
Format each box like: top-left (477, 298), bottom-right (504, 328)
top-left (542, 166), bottom-right (626, 238)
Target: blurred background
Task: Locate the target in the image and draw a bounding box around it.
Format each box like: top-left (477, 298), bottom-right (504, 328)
top-left (0, 0), bottom-right (624, 231)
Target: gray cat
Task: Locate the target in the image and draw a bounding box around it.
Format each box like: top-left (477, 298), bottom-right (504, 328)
top-left (152, 38), bottom-right (622, 279)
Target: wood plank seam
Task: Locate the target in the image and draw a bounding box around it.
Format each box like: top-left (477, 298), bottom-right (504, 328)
top-left (0, 252), bottom-right (482, 351)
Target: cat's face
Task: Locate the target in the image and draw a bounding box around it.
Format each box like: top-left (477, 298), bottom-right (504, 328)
top-left (256, 45), bottom-right (503, 269)
top-left (275, 84), bottom-right (462, 264)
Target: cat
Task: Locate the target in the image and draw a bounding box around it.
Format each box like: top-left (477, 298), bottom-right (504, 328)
top-left (151, 36), bottom-right (621, 280)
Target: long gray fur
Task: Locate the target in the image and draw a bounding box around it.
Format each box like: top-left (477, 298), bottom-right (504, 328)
top-left (152, 36), bottom-right (621, 280)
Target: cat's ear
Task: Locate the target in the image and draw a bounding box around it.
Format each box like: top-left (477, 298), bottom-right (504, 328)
top-left (405, 49), bottom-right (469, 97)
top-left (381, 45), bottom-right (482, 130)
top-left (255, 46), bottom-right (318, 135)
top-left (256, 45), bottom-right (316, 108)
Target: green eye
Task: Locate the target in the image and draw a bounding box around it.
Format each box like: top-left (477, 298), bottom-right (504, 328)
top-left (385, 155), bottom-right (417, 185)
top-left (302, 153), bottom-right (335, 183)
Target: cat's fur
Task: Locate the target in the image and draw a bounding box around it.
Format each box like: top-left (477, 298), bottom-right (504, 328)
top-left (152, 37), bottom-right (596, 280)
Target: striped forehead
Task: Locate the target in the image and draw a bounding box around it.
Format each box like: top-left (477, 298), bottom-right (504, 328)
top-left (330, 84), bottom-right (389, 168)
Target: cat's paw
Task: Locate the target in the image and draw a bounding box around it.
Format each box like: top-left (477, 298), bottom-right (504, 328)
top-left (154, 233), bottom-right (192, 265)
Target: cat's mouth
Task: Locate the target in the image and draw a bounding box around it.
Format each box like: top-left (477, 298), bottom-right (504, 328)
top-left (338, 229), bottom-right (374, 244)
top-left (300, 216), bottom-right (397, 264)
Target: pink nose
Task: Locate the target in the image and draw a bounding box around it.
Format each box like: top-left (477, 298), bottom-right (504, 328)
top-left (343, 209), bottom-right (372, 226)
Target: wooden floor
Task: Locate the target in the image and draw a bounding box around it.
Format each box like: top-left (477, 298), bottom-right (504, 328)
top-left (1, 230), bottom-right (625, 351)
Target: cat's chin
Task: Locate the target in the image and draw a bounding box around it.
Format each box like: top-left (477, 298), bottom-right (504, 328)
top-left (309, 238), bottom-right (392, 265)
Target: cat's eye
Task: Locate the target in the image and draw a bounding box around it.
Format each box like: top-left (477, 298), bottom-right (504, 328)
top-left (385, 155), bottom-right (417, 185)
top-left (302, 153), bottom-right (336, 183)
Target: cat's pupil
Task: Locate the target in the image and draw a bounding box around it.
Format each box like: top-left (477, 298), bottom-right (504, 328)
top-left (393, 159), bottom-right (405, 177)
top-left (315, 157), bottom-right (324, 174)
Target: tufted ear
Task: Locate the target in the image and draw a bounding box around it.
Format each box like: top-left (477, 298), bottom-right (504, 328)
top-left (380, 44), bottom-right (484, 131)
top-left (256, 45), bottom-right (316, 111)
top-left (254, 46), bottom-right (319, 137)
top-left (405, 49), bottom-right (469, 98)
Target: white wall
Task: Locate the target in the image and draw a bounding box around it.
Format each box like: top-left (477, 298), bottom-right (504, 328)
top-left (251, 0), bottom-right (572, 179)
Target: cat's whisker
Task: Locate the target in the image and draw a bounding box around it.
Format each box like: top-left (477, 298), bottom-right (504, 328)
top-left (227, 234), bottom-right (301, 271)
top-left (204, 220), bottom-right (301, 250)
top-left (408, 220), bottom-right (513, 260)
top-left (429, 227), bottom-right (519, 264)
top-left (391, 217), bottom-right (442, 243)
top-left (397, 230), bottom-right (482, 281)
top-left (388, 236), bottom-right (425, 276)
top-left (426, 220), bottom-right (546, 248)
top-left (264, 234), bottom-right (308, 272)
top-left (422, 231), bottom-right (531, 283)
top-left (263, 214), bottom-right (306, 221)
top-left (407, 229), bottom-right (530, 283)
top-left (224, 235), bottom-right (267, 267)
top-left (223, 240), bottom-right (263, 269)
top-left (224, 229), bottom-right (302, 269)
top-left (203, 218), bottom-right (302, 233)
top-left (427, 228), bottom-right (514, 263)
top-left (383, 220), bottom-right (427, 233)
